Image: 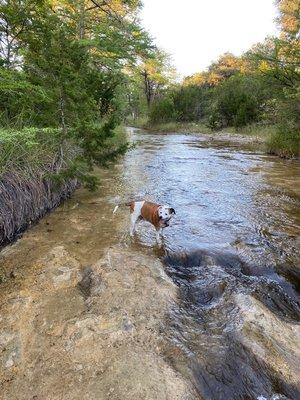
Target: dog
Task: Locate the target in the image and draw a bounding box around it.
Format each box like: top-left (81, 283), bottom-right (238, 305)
top-left (113, 201), bottom-right (176, 244)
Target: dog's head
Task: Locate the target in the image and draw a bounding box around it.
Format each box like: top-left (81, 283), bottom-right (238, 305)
top-left (158, 205), bottom-right (176, 226)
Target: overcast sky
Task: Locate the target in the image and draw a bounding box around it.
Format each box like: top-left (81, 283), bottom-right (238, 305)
top-left (140, 0), bottom-right (278, 77)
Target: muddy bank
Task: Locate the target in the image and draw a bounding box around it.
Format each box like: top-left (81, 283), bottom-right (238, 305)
top-left (0, 245), bottom-right (197, 400)
top-left (0, 171), bottom-right (78, 245)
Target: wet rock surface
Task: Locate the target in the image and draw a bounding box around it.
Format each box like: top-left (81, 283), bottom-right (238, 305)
top-left (0, 246), bottom-right (197, 399)
top-left (163, 250), bottom-right (300, 400)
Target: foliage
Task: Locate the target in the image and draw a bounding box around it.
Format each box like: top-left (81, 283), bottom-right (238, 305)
top-left (208, 74), bottom-right (271, 129)
top-left (0, 0), bottom-right (153, 186)
top-left (134, 49), bottom-right (176, 109)
top-left (183, 53), bottom-right (250, 88)
top-left (149, 96), bottom-right (176, 124)
top-left (0, 123), bottom-right (128, 191)
top-left (267, 124), bottom-right (300, 158)
top-left (276, 0), bottom-right (300, 39)
top-left (171, 85), bottom-right (211, 122)
top-left (0, 127), bottom-right (62, 174)
top-left (0, 68), bottom-right (49, 127)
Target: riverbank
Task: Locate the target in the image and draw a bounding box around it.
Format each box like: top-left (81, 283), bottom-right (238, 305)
top-left (0, 158), bottom-right (198, 399)
top-left (129, 120), bottom-right (299, 158)
top-left (148, 121), bottom-right (269, 146)
top-left (0, 126), bottom-right (127, 246)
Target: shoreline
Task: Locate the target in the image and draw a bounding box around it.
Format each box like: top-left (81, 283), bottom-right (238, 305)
top-left (129, 121), bottom-right (271, 151)
top-left (129, 121), bottom-right (299, 159)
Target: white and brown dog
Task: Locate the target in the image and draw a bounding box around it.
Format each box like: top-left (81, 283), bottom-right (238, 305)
top-left (113, 201), bottom-right (176, 243)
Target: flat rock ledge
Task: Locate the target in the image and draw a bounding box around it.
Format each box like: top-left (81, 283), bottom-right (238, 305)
top-left (0, 245), bottom-right (198, 400)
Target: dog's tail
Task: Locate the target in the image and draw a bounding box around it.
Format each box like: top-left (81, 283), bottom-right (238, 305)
top-left (113, 202), bottom-right (132, 215)
top-left (113, 205), bottom-right (120, 214)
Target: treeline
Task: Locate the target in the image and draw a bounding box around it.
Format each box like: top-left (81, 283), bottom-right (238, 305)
top-left (129, 0), bottom-right (300, 158)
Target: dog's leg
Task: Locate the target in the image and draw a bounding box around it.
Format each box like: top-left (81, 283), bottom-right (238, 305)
top-left (156, 228), bottom-right (163, 245)
top-left (129, 201), bottom-right (145, 237)
top-left (130, 213), bottom-right (138, 236)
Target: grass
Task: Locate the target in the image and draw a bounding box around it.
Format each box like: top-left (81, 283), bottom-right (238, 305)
top-left (129, 118), bottom-right (276, 140)
top-left (221, 124), bottom-right (277, 138)
top-left (0, 124), bottom-right (128, 244)
top-left (107, 125), bottom-right (128, 148)
top-left (266, 127), bottom-right (300, 158)
top-left (128, 118), bottom-right (212, 134)
top-left (0, 127), bottom-right (64, 175)
top-left (146, 121), bottom-right (213, 134)
top-left (0, 127), bottom-right (78, 244)
top-left (127, 116), bottom-right (149, 129)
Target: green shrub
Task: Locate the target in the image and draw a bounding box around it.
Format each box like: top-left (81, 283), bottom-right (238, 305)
top-left (0, 68), bottom-right (49, 128)
top-left (209, 74), bottom-right (269, 129)
top-left (0, 124), bottom-right (128, 187)
top-left (207, 110), bottom-right (225, 131)
top-left (0, 128), bottom-right (62, 174)
top-left (267, 124), bottom-right (300, 158)
top-left (149, 96), bottom-right (177, 124)
top-left (172, 85), bottom-right (211, 122)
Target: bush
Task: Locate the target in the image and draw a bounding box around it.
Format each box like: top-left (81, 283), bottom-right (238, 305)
top-left (207, 110), bottom-right (225, 131)
top-left (266, 84), bottom-right (300, 158)
top-left (0, 128), bottom-right (63, 174)
top-left (267, 126), bottom-right (300, 158)
top-left (208, 74), bottom-right (268, 129)
top-left (172, 85), bottom-right (211, 122)
top-left (149, 96), bottom-right (177, 124)
top-left (0, 124), bottom-right (128, 189)
top-left (0, 68), bottom-right (49, 128)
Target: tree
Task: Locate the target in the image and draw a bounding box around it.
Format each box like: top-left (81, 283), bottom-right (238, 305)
top-left (139, 49), bottom-right (175, 107)
top-left (183, 53), bottom-right (250, 88)
top-left (276, 0), bottom-right (300, 39)
top-left (172, 84), bottom-right (211, 121)
top-left (0, 0), bottom-right (154, 187)
top-left (208, 74), bottom-right (268, 129)
top-left (0, 0), bottom-right (35, 68)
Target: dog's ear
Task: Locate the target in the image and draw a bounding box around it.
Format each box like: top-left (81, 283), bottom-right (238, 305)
top-left (169, 208), bottom-right (176, 215)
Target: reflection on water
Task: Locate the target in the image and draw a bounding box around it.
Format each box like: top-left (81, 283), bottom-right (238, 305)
top-left (1, 128), bottom-right (299, 399)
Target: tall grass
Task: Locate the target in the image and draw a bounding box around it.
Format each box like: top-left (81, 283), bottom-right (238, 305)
top-left (0, 127), bottom-right (76, 174)
top-left (267, 127), bottom-right (300, 158)
top-left (0, 128), bottom-right (78, 244)
top-left (0, 125), bottom-right (128, 244)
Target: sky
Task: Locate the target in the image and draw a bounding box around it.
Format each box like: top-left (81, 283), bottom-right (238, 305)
top-left (140, 0), bottom-right (279, 77)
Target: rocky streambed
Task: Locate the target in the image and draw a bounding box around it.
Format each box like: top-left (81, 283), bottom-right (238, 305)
top-left (1, 128), bottom-right (299, 399)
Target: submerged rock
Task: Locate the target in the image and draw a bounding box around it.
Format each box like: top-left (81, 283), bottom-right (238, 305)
top-left (163, 249), bottom-right (300, 400)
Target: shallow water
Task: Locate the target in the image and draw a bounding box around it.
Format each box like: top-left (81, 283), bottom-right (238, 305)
top-left (119, 129), bottom-right (300, 399)
top-left (1, 128), bottom-right (300, 399)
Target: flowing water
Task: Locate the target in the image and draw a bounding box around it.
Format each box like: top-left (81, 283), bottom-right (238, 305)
top-left (1, 128), bottom-right (300, 399)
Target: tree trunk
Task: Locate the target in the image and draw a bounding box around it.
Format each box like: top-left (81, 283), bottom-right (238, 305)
top-left (142, 70), bottom-right (152, 108)
top-left (79, 0), bottom-right (85, 39)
